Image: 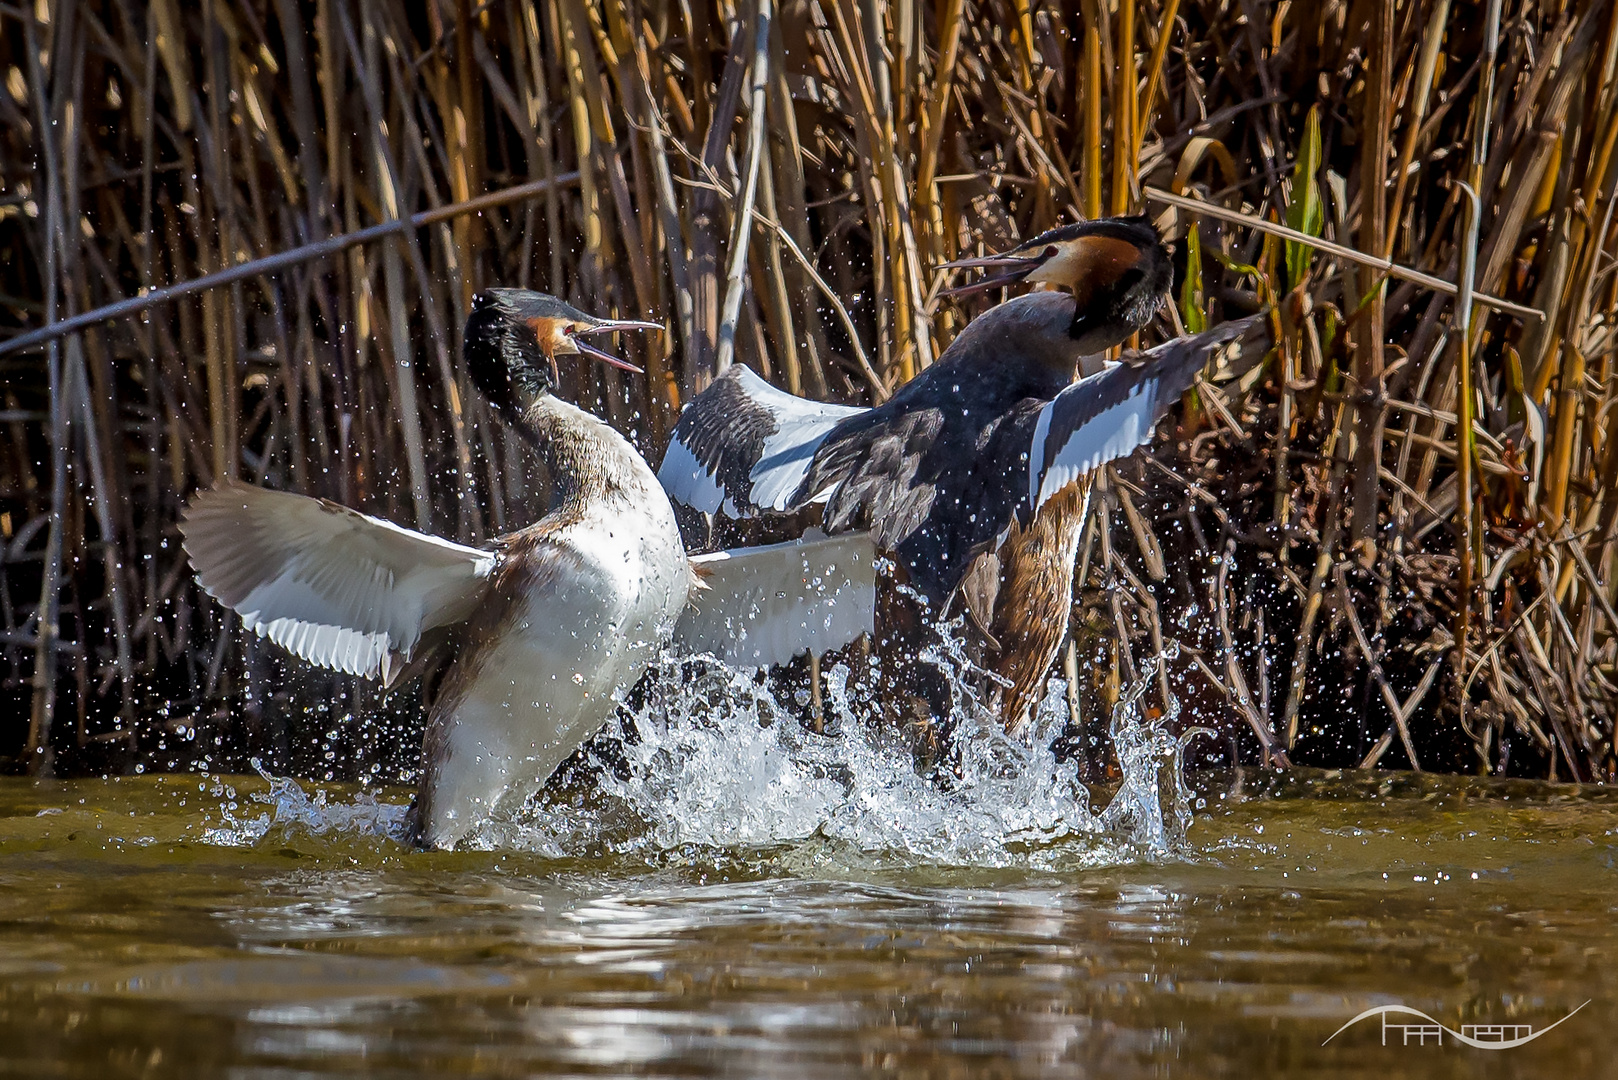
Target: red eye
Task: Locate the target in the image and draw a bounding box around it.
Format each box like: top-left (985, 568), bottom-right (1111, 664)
top-left (1044, 246), bottom-right (1060, 258)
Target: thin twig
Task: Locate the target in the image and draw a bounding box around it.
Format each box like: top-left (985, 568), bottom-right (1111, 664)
top-left (1359, 659), bottom-right (1443, 768)
top-left (1335, 564), bottom-right (1421, 769)
top-left (1145, 187), bottom-right (1544, 320)
top-left (1215, 540), bottom-right (1292, 766)
top-left (671, 170), bottom-right (884, 399)
top-left (0, 174), bottom-right (583, 357)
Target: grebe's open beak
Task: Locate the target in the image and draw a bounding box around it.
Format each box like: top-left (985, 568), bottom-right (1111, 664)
top-left (938, 223), bottom-right (1157, 299)
top-left (937, 251), bottom-right (1053, 297)
top-left (568, 318), bottom-right (664, 374)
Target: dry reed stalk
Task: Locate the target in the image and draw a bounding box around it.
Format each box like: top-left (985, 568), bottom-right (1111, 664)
top-left (1111, 0), bottom-right (1135, 216)
top-left (1348, 0), bottom-right (1395, 557)
top-left (715, 0), bottom-right (772, 375)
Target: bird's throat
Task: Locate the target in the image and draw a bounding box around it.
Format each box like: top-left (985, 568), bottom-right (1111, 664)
top-left (516, 394), bottom-right (621, 513)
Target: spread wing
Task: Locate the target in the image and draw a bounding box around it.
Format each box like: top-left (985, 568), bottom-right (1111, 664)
top-left (673, 531), bottom-right (876, 668)
top-left (1027, 316), bottom-right (1260, 515)
top-left (658, 364), bottom-right (866, 516)
top-left (180, 484), bottom-right (496, 683)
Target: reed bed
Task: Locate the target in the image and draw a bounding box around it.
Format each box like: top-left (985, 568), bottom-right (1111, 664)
top-left (1, 0), bottom-right (1616, 782)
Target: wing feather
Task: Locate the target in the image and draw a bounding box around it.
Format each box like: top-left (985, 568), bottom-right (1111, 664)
top-left (658, 364), bottom-right (865, 517)
top-left (181, 484), bottom-right (496, 682)
top-left (1029, 317), bottom-right (1260, 513)
top-left (673, 531), bottom-right (876, 668)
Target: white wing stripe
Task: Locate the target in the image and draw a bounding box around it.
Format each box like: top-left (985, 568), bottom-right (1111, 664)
top-left (1035, 383), bottom-right (1156, 511)
top-left (749, 432), bottom-right (829, 511)
top-left (741, 372), bottom-right (863, 510)
top-left (1027, 400), bottom-right (1055, 514)
top-left (660, 364), bottom-right (866, 518)
top-left (1029, 318), bottom-right (1259, 513)
top-left (657, 436), bottom-right (734, 516)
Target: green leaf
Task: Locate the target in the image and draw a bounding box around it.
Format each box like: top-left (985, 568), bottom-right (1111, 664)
top-left (1321, 307), bottom-right (1340, 364)
top-left (1285, 104), bottom-right (1324, 291)
top-left (1208, 246), bottom-right (1262, 281)
top-left (1180, 223), bottom-right (1207, 333)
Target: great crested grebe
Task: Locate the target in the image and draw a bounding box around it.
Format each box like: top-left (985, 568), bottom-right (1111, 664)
top-left (659, 218), bottom-right (1258, 731)
top-left (183, 290), bottom-right (875, 849)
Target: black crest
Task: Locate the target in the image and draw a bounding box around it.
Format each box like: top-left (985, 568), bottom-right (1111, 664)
top-left (464, 290), bottom-right (554, 423)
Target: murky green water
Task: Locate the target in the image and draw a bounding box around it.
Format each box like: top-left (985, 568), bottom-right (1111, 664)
top-left (2, 768), bottom-right (1614, 1078)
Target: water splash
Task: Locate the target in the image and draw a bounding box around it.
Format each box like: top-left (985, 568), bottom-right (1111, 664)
top-left (1097, 646), bottom-right (1201, 852)
top-left (201, 760), bottom-right (408, 847)
top-left (492, 629), bottom-right (1198, 868)
top-left (206, 633), bottom-right (1200, 869)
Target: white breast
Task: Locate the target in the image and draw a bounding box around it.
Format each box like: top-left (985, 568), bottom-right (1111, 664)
top-left (417, 493), bottom-right (688, 849)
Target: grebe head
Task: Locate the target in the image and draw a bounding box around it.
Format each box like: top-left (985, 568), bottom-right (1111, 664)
top-left (464, 289), bottom-right (661, 419)
top-left (941, 215), bottom-right (1172, 355)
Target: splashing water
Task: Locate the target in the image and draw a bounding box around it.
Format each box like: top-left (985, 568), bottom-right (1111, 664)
top-left (201, 762), bottom-right (408, 847)
top-left (207, 630), bottom-right (1200, 869)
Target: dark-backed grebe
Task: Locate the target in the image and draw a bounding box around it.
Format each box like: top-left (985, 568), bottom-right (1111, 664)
top-left (660, 220), bottom-right (1257, 731)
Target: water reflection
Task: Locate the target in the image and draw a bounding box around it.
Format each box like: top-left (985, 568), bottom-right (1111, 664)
top-left (1, 770), bottom-right (1614, 1077)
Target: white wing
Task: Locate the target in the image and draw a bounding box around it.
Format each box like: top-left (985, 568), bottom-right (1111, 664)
top-left (673, 531), bottom-right (876, 668)
top-left (1028, 317), bottom-right (1259, 512)
top-left (181, 484), bottom-right (496, 682)
top-left (744, 370), bottom-right (867, 510)
top-left (659, 364), bottom-right (866, 516)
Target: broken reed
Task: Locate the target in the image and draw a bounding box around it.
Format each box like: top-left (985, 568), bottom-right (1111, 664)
top-left (1, 0), bottom-right (1616, 782)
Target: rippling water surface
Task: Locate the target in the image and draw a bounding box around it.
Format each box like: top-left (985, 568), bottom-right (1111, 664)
top-left (2, 678), bottom-right (1615, 1077)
